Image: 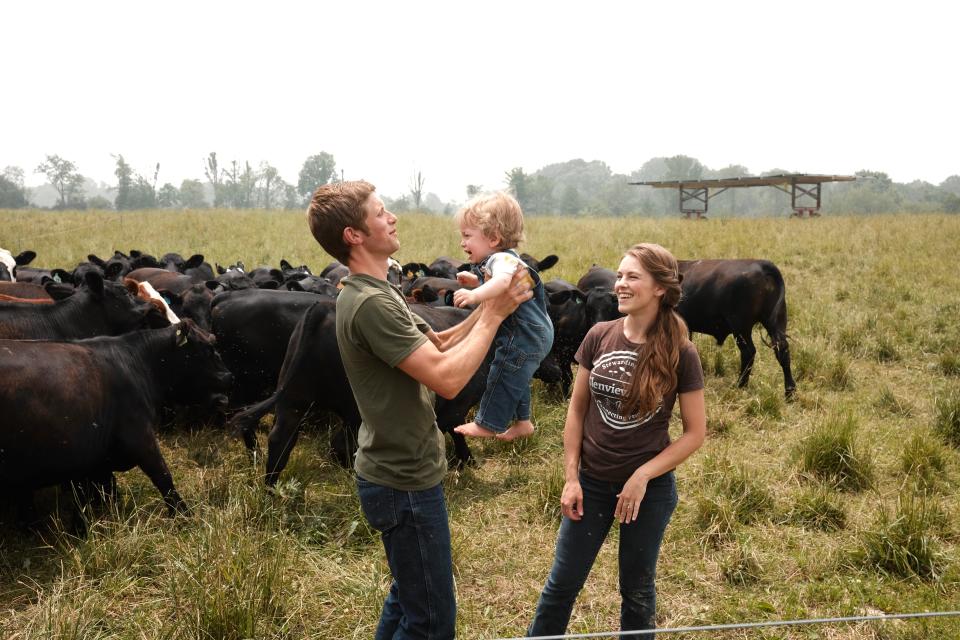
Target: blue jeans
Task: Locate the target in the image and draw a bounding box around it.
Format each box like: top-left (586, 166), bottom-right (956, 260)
top-left (527, 471), bottom-right (678, 639)
top-left (474, 277), bottom-right (554, 433)
top-left (356, 477), bottom-right (456, 640)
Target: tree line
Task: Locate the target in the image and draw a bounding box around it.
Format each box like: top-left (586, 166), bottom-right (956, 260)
top-left (2, 153), bottom-right (958, 215)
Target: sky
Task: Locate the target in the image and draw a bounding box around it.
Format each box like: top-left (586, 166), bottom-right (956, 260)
top-left (4, 0), bottom-right (957, 203)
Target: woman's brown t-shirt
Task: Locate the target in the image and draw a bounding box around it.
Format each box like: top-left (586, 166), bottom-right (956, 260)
top-left (575, 317), bottom-right (704, 483)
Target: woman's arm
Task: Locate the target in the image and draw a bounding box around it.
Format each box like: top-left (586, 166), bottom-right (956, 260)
top-left (560, 367), bottom-right (591, 521)
top-left (615, 388), bottom-right (706, 523)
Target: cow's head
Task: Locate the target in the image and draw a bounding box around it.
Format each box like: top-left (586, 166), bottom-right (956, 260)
top-left (166, 319), bottom-right (233, 409)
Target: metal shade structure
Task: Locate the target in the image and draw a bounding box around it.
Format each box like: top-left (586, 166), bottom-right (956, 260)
top-left (630, 173), bottom-right (856, 219)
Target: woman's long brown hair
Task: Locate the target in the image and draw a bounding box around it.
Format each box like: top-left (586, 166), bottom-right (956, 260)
top-left (621, 243), bottom-right (690, 418)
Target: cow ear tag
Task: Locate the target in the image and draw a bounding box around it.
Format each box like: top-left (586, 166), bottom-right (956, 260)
top-left (176, 328), bottom-right (188, 347)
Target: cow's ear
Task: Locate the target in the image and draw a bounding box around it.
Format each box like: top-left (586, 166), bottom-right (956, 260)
top-left (269, 268), bottom-right (283, 281)
top-left (83, 271), bottom-right (105, 296)
top-left (205, 279), bottom-right (221, 291)
top-left (88, 254), bottom-right (107, 267)
top-left (286, 280), bottom-right (304, 291)
top-left (537, 255), bottom-right (558, 272)
top-left (260, 280), bottom-right (280, 290)
top-left (216, 263), bottom-right (226, 275)
top-left (129, 249), bottom-right (142, 258)
top-left (156, 288), bottom-right (179, 307)
top-left (15, 250), bottom-right (36, 265)
top-left (104, 262), bottom-right (124, 280)
top-left (50, 268), bottom-right (73, 284)
top-left (184, 254), bottom-right (205, 270)
top-left (280, 259), bottom-right (293, 270)
top-left (548, 290), bottom-right (571, 305)
top-left (421, 284), bottom-right (439, 303)
top-left (45, 281), bottom-right (76, 300)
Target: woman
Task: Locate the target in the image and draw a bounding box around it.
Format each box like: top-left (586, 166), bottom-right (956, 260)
top-left (528, 243), bottom-right (706, 638)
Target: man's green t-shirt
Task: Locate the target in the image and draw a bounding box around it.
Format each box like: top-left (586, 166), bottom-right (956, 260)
top-left (336, 273), bottom-right (446, 491)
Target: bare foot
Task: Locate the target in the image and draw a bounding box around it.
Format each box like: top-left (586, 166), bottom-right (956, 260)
top-left (454, 421), bottom-right (497, 438)
top-left (496, 420), bottom-right (535, 441)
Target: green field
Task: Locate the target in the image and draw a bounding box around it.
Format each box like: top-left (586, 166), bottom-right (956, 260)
top-left (1, 210), bottom-right (959, 639)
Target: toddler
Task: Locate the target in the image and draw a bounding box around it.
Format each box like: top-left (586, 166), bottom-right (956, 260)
top-left (452, 192), bottom-right (554, 440)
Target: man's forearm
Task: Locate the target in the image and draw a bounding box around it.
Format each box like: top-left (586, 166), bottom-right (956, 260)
top-left (430, 308), bottom-right (500, 396)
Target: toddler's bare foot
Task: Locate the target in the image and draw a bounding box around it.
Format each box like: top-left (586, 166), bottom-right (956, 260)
top-left (454, 421), bottom-right (497, 438)
top-left (496, 420), bottom-right (535, 441)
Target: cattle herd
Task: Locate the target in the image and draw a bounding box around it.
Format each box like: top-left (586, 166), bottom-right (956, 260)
top-left (0, 246), bottom-right (794, 527)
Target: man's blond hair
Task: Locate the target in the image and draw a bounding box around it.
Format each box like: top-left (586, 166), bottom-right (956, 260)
top-left (455, 191), bottom-right (525, 249)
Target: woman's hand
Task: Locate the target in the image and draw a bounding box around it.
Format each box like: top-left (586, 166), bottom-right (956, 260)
top-left (615, 472), bottom-right (650, 524)
top-left (560, 479), bottom-right (584, 521)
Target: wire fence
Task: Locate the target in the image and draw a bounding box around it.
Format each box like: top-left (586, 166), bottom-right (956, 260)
top-left (499, 610), bottom-right (960, 639)
top-left (5, 215), bottom-right (124, 245)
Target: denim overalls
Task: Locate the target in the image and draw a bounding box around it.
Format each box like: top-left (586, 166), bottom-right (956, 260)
top-left (472, 250), bottom-right (555, 432)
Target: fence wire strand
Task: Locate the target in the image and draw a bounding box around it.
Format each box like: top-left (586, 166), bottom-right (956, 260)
top-left (498, 610), bottom-right (960, 639)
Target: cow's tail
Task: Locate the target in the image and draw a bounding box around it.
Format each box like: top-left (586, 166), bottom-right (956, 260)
top-left (759, 262), bottom-right (789, 349)
top-left (230, 301), bottom-right (333, 446)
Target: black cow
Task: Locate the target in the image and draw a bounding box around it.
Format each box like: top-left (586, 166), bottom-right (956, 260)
top-left (210, 288), bottom-right (332, 405)
top-left (544, 278), bottom-right (622, 394)
top-left (160, 253), bottom-right (216, 281)
top-left (320, 261), bottom-right (350, 286)
top-left (577, 265), bottom-right (616, 291)
top-left (676, 259), bottom-right (795, 397)
top-left (285, 276), bottom-right (339, 296)
top-left (0, 273), bottom-right (166, 340)
top-left (230, 302), bottom-right (488, 484)
top-left (0, 320), bottom-right (232, 517)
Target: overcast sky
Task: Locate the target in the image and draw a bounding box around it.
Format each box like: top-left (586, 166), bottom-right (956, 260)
top-left (4, 1), bottom-right (957, 202)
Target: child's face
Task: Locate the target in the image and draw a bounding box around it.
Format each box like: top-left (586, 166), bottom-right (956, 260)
top-left (459, 225), bottom-right (501, 264)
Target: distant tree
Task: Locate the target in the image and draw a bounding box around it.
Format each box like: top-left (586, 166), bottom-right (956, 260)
top-left (179, 179), bottom-right (207, 208)
top-left (282, 183), bottom-right (300, 210)
top-left (64, 173), bottom-right (88, 209)
top-left (559, 184), bottom-right (582, 215)
top-left (0, 166), bottom-right (28, 208)
top-left (504, 167), bottom-right (529, 210)
top-left (257, 162), bottom-right (285, 209)
top-left (35, 154), bottom-right (81, 209)
top-left (409, 170), bottom-right (425, 210)
top-left (663, 155), bottom-right (705, 181)
top-left (386, 194), bottom-right (411, 212)
top-left (941, 175), bottom-right (960, 197)
top-left (221, 160), bottom-right (257, 208)
top-left (157, 183), bottom-right (180, 208)
top-left (297, 152), bottom-right (337, 204)
top-left (204, 152), bottom-right (223, 207)
top-left (466, 184), bottom-right (482, 199)
top-left (525, 175), bottom-right (554, 214)
top-left (113, 154), bottom-right (134, 210)
top-left (87, 194), bottom-right (113, 210)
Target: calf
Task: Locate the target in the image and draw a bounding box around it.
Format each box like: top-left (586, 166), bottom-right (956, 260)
top-left (0, 320), bottom-right (232, 515)
top-left (677, 258), bottom-right (795, 397)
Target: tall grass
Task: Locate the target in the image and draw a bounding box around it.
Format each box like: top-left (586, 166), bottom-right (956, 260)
top-left (2, 210), bottom-right (959, 638)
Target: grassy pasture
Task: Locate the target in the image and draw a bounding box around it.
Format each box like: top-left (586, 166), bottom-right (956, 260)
top-left (1, 209), bottom-right (959, 639)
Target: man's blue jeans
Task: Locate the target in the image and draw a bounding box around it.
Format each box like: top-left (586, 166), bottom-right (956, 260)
top-left (527, 471), bottom-right (678, 639)
top-left (356, 477), bottom-right (456, 640)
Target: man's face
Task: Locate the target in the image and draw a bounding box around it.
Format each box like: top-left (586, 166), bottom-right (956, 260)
top-left (358, 193), bottom-right (400, 257)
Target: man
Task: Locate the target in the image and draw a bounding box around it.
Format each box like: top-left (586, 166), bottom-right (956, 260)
top-left (306, 181), bottom-right (531, 639)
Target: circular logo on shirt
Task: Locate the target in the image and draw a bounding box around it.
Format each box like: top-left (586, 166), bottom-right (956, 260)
top-left (589, 350), bottom-right (661, 430)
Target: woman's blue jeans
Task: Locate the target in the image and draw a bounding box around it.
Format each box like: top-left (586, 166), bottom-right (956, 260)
top-left (357, 477), bottom-right (456, 640)
top-left (528, 471), bottom-right (678, 639)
